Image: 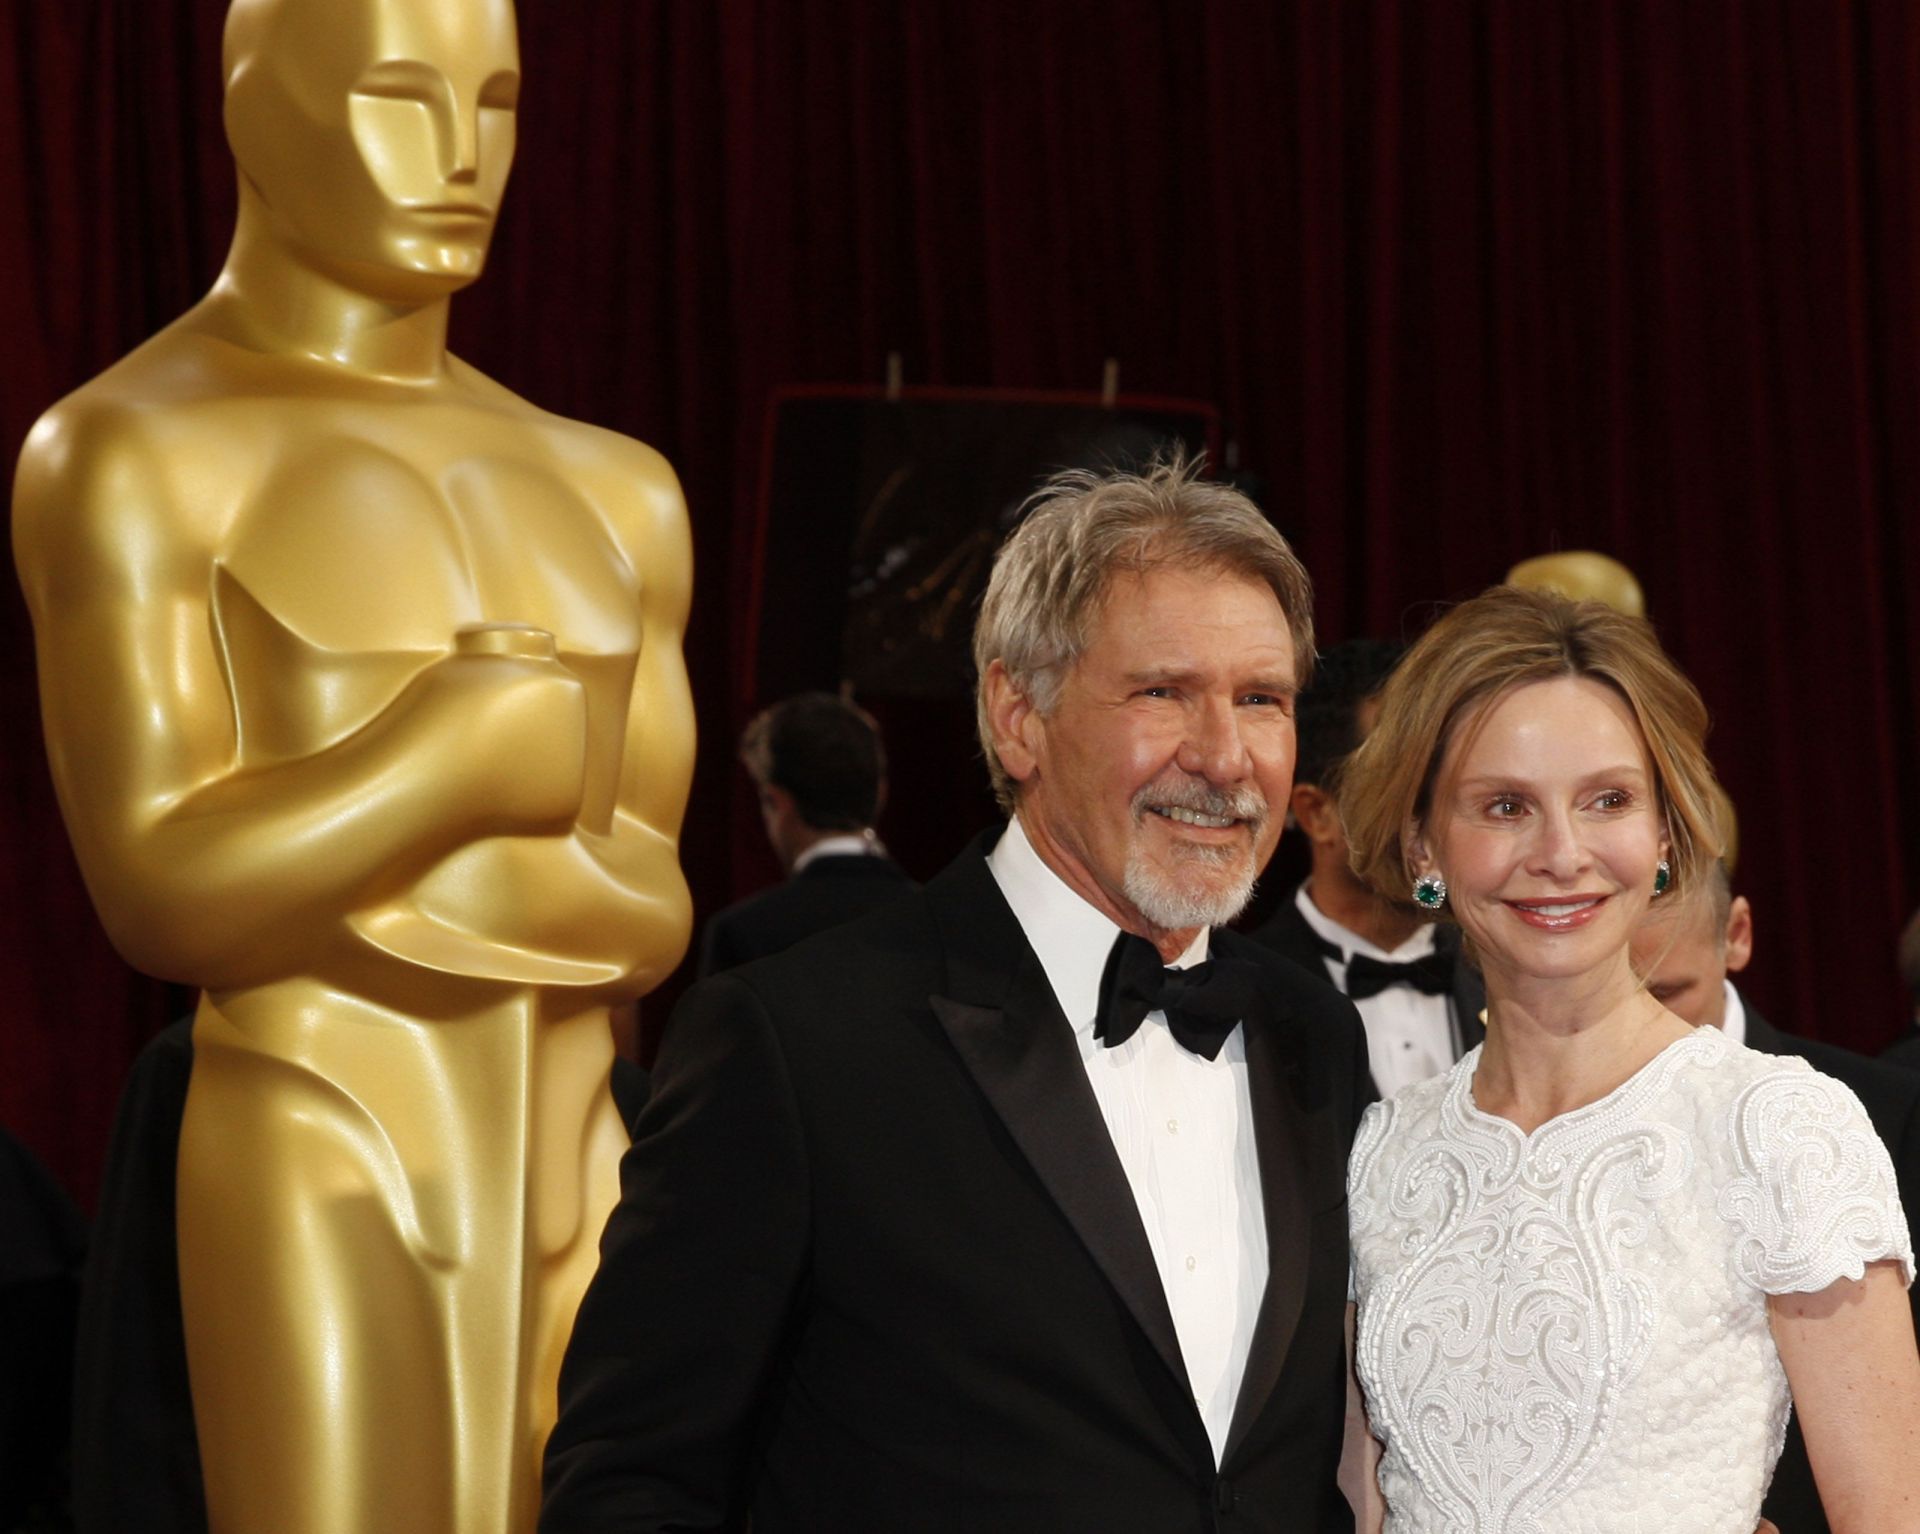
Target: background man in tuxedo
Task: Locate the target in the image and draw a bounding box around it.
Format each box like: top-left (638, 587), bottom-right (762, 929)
top-left (698, 691), bottom-right (915, 975)
top-left (1245, 639), bottom-right (1483, 1096)
top-left (542, 457), bottom-right (1371, 1532)
top-left (1631, 865), bottom-right (1920, 1534)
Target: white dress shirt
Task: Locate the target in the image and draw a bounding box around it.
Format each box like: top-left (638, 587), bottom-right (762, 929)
top-left (1295, 884), bottom-right (1458, 1099)
top-left (1719, 979), bottom-right (1748, 1045)
top-left (987, 816), bottom-right (1266, 1465)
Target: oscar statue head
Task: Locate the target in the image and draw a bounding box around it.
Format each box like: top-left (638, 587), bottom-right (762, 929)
top-left (222, 0), bottom-right (520, 301)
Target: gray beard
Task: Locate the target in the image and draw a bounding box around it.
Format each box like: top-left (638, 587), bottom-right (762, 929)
top-left (1119, 775), bottom-right (1270, 932)
top-left (1121, 827), bottom-right (1261, 931)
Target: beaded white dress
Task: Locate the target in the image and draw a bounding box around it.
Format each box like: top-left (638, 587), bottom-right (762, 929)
top-left (1348, 1026), bottom-right (1912, 1534)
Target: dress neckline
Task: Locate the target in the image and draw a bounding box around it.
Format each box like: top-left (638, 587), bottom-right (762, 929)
top-left (1450, 1025), bottom-right (1721, 1146)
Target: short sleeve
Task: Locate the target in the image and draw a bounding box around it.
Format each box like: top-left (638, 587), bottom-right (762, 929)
top-left (1719, 1065), bottom-right (1915, 1294)
top-left (1346, 1097), bottom-right (1396, 1303)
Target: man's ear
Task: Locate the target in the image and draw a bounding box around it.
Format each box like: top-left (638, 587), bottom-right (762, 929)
top-left (983, 660), bottom-right (1041, 785)
top-left (757, 782), bottom-right (796, 823)
top-left (1723, 893), bottom-right (1754, 975)
top-left (1290, 782), bottom-right (1339, 846)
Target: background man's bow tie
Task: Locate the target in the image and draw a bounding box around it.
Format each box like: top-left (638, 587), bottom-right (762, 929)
top-left (1311, 933), bottom-right (1452, 1000)
top-left (1095, 931), bottom-right (1260, 1061)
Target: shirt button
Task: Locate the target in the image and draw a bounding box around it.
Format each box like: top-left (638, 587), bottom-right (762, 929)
top-left (1166, 1117), bottom-right (1179, 1134)
top-left (1186, 1255), bottom-right (1197, 1272)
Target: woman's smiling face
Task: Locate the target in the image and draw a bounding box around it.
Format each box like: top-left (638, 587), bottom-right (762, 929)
top-left (1414, 675), bottom-right (1668, 989)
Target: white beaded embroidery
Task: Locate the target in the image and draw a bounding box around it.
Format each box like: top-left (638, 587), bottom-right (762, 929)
top-left (1350, 1027), bottom-right (1912, 1534)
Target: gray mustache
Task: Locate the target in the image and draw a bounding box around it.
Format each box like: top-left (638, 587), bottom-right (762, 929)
top-left (1132, 777), bottom-right (1267, 826)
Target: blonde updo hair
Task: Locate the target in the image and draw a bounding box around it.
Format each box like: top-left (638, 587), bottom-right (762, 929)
top-left (1340, 586), bottom-right (1723, 915)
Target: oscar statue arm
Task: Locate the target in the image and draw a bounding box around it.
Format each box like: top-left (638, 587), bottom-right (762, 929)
top-left (597, 437), bottom-right (696, 988)
top-left (12, 403), bottom-right (589, 989)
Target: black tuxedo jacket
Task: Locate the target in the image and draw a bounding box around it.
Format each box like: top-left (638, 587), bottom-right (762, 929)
top-left (544, 836), bottom-right (1370, 1533)
top-left (1244, 896), bottom-right (1484, 1098)
top-left (1741, 998), bottom-right (1920, 1534)
top-left (697, 852), bottom-right (917, 976)
top-left (1881, 1030), bottom-right (1920, 1075)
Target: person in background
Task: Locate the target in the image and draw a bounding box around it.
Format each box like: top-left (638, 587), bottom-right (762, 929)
top-left (1881, 908), bottom-right (1920, 1074)
top-left (697, 692), bottom-right (915, 976)
top-left (1632, 863), bottom-right (1920, 1534)
top-left (1245, 639), bottom-right (1482, 1097)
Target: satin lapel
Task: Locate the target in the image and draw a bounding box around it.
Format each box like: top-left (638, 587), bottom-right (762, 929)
top-left (929, 979), bottom-right (1188, 1393)
top-left (1223, 989), bottom-right (1310, 1461)
top-left (924, 842), bottom-right (1189, 1394)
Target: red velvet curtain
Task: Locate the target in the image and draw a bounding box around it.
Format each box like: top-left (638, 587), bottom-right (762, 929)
top-left (6, 0), bottom-right (1920, 1205)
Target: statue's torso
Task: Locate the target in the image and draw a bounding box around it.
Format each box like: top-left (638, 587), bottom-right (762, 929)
top-left (62, 337), bottom-right (689, 1004)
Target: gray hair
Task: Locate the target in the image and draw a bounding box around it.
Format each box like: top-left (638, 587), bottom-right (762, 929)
top-left (971, 453), bottom-right (1315, 812)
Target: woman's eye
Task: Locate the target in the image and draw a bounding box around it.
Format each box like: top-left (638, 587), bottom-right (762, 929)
top-left (1594, 790), bottom-right (1630, 811)
top-left (1488, 798), bottom-right (1523, 818)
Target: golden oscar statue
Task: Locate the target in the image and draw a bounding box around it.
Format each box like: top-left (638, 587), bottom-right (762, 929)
top-left (10, 0), bottom-right (693, 1528)
top-left (1505, 549), bottom-right (1647, 618)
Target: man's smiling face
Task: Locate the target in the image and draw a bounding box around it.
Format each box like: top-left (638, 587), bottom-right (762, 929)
top-left (1000, 563), bottom-right (1298, 949)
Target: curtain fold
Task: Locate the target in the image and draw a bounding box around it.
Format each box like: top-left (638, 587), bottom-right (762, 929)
top-left (5, 0), bottom-right (1918, 1204)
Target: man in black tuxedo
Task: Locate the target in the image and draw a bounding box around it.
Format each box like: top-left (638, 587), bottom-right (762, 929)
top-left (542, 458), bottom-right (1372, 1532)
top-left (698, 691), bottom-right (915, 976)
top-left (1245, 640), bottom-right (1483, 1099)
top-left (1632, 865), bottom-right (1920, 1534)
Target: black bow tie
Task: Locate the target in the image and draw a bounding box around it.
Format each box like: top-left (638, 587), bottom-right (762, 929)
top-left (1094, 931), bottom-right (1261, 1061)
top-left (1312, 935), bottom-right (1453, 1001)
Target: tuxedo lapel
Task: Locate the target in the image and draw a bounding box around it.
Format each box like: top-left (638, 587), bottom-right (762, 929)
top-left (1222, 980), bottom-right (1310, 1462)
top-left (925, 842), bottom-right (1190, 1397)
top-left (1445, 932), bottom-right (1488, 1054)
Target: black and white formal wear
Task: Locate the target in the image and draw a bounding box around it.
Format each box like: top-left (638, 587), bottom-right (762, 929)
top-left (1247, 886), bottom-right (1484, 1100)
top-left (542, 820), bottom-right (1371, 1534)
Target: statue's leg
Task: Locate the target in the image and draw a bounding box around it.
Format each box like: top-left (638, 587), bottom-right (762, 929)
top-left (178, 993), bottom-right (537, 1534)
top-left (522, 1004), bottom-right (627, 1522)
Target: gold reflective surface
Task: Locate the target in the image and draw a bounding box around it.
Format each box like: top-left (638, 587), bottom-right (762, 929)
top-left (11, 1), bottom-right (693, 1527)
top-left (1505, 550), bottom-right (1647, 618)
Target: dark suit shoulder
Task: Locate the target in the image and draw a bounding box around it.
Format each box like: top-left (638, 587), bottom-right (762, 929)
top-left (1881, 1032), bottom-right (1920, 1074)
top-left (690, 884), bottom-right (949, 1055)
top-left (1217, 926), bottom-right (1355, 1030)
top-left (1743, 1007), bottom-right (1920, 1141)
top-left (699, 856), bottom-right (918, 975)
top-left (797, 853), bottom-right (916, 885)
top-left (1241, 899), bottom-right (1327, 973)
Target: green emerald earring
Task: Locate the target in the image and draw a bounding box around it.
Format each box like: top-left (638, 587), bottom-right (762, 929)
top-left (1652, 859), bottom-right (1671, 897)
top-left (1412, 872), bottom-right (1448, 909)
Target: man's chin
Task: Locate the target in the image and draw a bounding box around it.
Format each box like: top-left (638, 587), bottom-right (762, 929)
top-left (1121, 855), bottom-right (1258, 933)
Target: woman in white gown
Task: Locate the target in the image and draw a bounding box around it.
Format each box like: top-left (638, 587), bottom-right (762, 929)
top-left (1333, 587), bottom-right (1920, 1533)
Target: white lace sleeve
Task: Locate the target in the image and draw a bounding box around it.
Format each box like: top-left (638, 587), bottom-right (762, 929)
top-left (1719, 1066), bottom-right (1915, 1293)
top-left (1346, 1096), bottom-right (1396, 1303)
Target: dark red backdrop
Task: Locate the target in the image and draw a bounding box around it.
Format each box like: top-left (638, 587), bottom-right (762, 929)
top-left (6, 0), bottom-right (1920, 1207)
